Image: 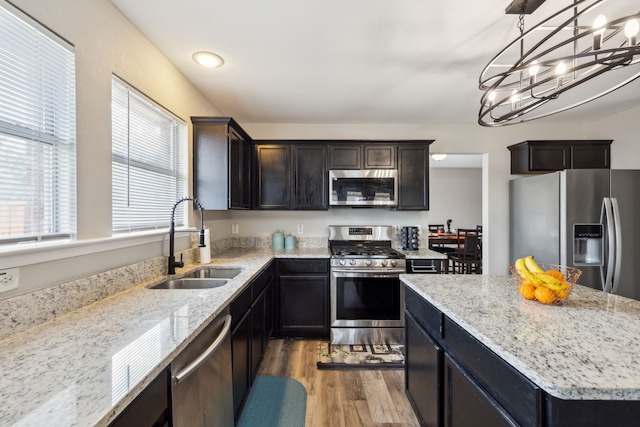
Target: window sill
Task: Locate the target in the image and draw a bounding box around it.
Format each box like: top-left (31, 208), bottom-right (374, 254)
top-left (0, 230), bottom-right (191, 269)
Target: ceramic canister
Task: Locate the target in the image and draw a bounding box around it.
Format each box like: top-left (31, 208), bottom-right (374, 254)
top-left (272, 231), bottom-right (284, 249)
top-left (285, 234), bottom-right (296, 250)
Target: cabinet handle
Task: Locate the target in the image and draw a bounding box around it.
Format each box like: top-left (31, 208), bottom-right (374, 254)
top-left (172, 314), bottom-right (232, 385)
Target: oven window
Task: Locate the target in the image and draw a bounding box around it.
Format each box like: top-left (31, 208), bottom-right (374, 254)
top-left (335, 277), bottom-right (400, 320)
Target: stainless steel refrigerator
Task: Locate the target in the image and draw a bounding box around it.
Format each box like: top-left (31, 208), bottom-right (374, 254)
top-left (510, 169), bottom-right (640, 301)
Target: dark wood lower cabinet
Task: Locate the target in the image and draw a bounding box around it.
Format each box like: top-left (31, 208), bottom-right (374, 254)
top-left (444, 354), bottom-right (518, 427)
top-left (108, 368), bottom-right (170, 427)
top-left (231, 309), bottom-right (251, 420)
top-left (275, 259), bottom-right (329, 338)
top-left (405, 311), bottom-right (443, 427)
top-left (230, 263), bottom-right (274, 421)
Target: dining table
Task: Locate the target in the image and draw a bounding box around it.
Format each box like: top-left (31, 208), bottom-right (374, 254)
top-left (427, 232), bottom-right (464, 249)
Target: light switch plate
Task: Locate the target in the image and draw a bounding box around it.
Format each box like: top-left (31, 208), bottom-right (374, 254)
top-left (231, 224), bottom-right (239, 234)
top-left (297, 224), bottom-right (304, 234)
top-left (0, 268), bottom-right (19, 292)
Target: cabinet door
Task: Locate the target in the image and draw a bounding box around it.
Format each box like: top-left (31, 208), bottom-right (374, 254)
top-left (444, 354), bottom-right (518, 427)
top-left (405, 312), bottom-right (443, 427)
top-left (278, 274), bottom-right (329, 337)
top-left (231, 309), bottom-right (251, 419)
top-left (264, 278), bottom-right (274, 343)
top-left (571, 143), bottom-right (610, 169)
top-left (250, 288), bottom-right (266, 382)
top-left (255, 144), bottom-right (291, 209)
top-left (192, 122), bottom-right (229, 210)
top-left (329, 145), bottom-right (362, 169)
top-left (229, 128), bottom-right (251, 209)
top-left (293, 145), bottom-right (328, 209)
top-left (529, 144), bottom-right (569, 171)
top-left (108, 368), bottom-right (169, 427)
top-left (398, 144), bottom-right (429, 210)
top-left (364, 145), bottom-right (396, 169)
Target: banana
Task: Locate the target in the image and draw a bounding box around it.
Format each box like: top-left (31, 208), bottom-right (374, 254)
top-left (524, 256), bottom-right (544, 274)
top-left (523, 256), bottom-right (568, 292)
top-left (515, 257), bottom-right (543, 285)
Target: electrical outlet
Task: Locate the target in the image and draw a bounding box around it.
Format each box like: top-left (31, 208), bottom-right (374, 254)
top-left (297, 224), bottom-right (304, 234)
top-left (231, 224), bottom-right (239, 234)
top-left (0, 268), bottom-right (19, 293)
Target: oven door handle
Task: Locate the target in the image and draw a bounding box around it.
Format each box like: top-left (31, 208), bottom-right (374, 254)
top-left (331, 269), bottom-right (405, 277)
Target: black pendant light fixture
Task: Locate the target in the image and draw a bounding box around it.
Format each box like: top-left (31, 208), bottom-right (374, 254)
top-left (478, 0), bottom-right (640, 127)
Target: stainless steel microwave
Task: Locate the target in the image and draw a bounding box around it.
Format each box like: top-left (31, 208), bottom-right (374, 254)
top-left (329, 169), bottom-right (398, 207)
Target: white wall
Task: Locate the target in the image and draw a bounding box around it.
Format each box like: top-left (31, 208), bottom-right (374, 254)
top-left (0, 0), bottom-right (223, 298)
top-left (428, 168), bottom-right (482, 231)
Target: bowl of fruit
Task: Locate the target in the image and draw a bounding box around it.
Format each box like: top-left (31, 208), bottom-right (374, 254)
top-left (510, 256), bottom-right (582, 305)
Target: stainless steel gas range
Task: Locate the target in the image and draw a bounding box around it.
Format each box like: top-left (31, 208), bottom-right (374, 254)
top-left (329, 225), bottom-right (406, 345)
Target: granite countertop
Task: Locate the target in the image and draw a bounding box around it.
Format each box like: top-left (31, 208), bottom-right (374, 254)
top-left (401, 274), bottom-right (640, 401)
top-left (399, 248), bottom-right (448, 259)
top-left (0, 247), bottom-right (329, 427)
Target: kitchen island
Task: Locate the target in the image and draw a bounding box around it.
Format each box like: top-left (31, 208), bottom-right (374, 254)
top-left (401, 274), bottom-right (640, 427)
top-left (0, 247), bottom-right (328, 427)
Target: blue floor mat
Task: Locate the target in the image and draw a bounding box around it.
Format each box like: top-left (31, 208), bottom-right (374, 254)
top-left (237, 376), bottom-right (307, 427)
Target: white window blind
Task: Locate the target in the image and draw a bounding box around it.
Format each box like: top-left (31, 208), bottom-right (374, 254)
top-left (111, 77), bottom-right (187, 233)
top-left (0, 2), bottom-right (77, 245)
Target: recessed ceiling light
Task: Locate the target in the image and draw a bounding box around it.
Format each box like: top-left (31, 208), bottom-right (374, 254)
top-left (431, 154), bottom-right (447, 161)
top-left (192, 51), bottom-right (224, 68)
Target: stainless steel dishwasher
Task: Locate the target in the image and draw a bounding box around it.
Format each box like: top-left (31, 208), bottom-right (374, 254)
top-left (170, 310), bottom-right (234, 427)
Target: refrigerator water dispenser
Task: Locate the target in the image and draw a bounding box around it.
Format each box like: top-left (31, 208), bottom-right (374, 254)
top-left (573, 224), bottom-right (603, 266)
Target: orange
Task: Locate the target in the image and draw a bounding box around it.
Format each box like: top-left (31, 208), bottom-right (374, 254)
top-left (534, 286), bottom-right (557, 304)
top-left (519, 283), bottom-right (537, 300)
top-left (547, 269), bottom-right (565, 281)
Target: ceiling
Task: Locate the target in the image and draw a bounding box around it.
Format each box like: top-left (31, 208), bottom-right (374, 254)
top-left (111, 0), bottom-right (640, 126)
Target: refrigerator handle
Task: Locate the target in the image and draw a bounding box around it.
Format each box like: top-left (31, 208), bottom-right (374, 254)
top-left (611, 198), bottom-right (623, 294)
top-left (600, 198), bottom-right (615, 293)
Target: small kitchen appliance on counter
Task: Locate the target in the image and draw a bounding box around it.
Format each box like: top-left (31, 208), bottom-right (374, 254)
top-left (328, 225), bottom-right (406, 345)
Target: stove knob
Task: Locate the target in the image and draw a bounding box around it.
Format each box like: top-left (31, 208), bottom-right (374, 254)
top-left (381, 259), bottom-right (388, 267)
top-left (349, 259), bottom-right (356, 266)
top-left (339, 259), bottom-right (346, 266)
top-left (365, 259), bottom-right (372, 267)
top-left (391, 260), bottom-right (398, 267)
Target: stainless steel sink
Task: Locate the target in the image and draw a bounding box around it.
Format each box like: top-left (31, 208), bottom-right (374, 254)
top-left (182, 268), bottom-right (243, 280)
top-left (150, 278), bottom-right (230, 290)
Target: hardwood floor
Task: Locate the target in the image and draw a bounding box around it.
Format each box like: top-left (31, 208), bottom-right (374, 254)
top-left (257, 339), bottom-right (421, 427)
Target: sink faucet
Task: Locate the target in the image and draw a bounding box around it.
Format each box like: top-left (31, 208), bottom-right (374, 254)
top-left (168, 197), bottom-right (206, 275)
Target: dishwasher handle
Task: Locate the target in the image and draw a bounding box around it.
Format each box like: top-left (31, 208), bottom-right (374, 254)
top-left (172, 314), bottom-right (232, 385)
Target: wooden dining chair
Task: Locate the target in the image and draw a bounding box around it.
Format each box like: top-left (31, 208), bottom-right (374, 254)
top-left (447, 228), bottom-right (482, 274)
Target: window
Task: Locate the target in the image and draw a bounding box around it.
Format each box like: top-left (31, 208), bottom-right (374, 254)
top-left (111, 77), bottom-right (187, 233)
top-left (0, 2), bottom-right (76, 245)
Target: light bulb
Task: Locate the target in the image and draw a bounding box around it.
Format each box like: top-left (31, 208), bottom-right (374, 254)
top-left (593, 15), bottom-right (607, 35)
top-left (192, 51), bottom-right (224, 68)
top-left (510, 90), bottom-right (519, 103)
top-left (528, 61), bottom-right (540, 77)
top-left (625, 19), bottom-right (639, 45)
top-left (488, 91), bottom-right (496, 105)
top-left (555, 62), bottom-right (566, 87)
top-left (593, 15), bottom-right (607, 50)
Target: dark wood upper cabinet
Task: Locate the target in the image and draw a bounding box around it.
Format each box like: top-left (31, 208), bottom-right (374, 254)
top-left (397, 143), bottom-right (432, 210)
top-left (253, 142), bottom-right (328, 210)
top-left (508, 140), bottom-right (612, 174)
top-left (191, 117), bottom-right (252, 209)
top-left (328, 143), bottom-right (396, 169)
top-left (254, 144), bottom-right (291, 209)
top-left (364, 145), bottom-right (396, 169)
top-left (329, 145), bottom-right (362, 169)
top-left (292, 144), bottom-right (328, 210)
